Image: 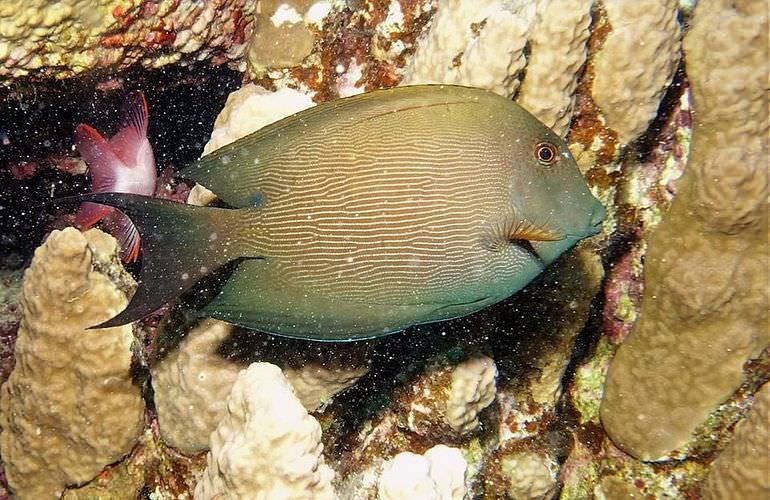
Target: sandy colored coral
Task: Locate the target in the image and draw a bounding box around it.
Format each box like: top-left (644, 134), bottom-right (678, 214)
top-left (246, 0), bottom-right (335, 76)
top-left (0, 228), bottom-right (145, 499)
top-left (516, 0), bottom-right (592, 136)
top-left (590, 0), bottom-right (681, 143)
top-left (152, 317), bottom-right (369, 454)
top-left (601, 1), bottom-right (769, 460)
top-left (189, 83), bottom-right (316, 206)
top-left (446, 355), bottom-right (498, 433)
top-left (0, 0), bottom-right (253, 80)
top-left (400, 0), bottom-right (535, 96)
top-left (378, 444), bottom-right (467, 500)
top-left (194, 362), bottom-right (335, 499)
top-left (500, 451), bottom-right (557, 499)
top-left (152, 319), bottom-right (239, 454)
top-left (704, 381), bottom-right (770, 499)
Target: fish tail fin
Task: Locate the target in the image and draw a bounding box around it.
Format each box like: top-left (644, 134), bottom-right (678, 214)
top-left (55, 192), bottom-right (262, 329)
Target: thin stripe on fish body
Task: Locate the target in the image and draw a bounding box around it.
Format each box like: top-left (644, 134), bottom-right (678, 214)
top-left (181, 85), bottom-right (605, 340)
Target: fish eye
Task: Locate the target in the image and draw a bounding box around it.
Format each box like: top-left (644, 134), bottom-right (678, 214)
top-left (534, 142), bottom-right (558, 167)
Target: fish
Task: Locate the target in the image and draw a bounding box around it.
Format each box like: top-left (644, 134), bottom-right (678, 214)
top-left (74, 90), bottom-right (156, 262)
top-left (63, 85), bottom-right (605, 341)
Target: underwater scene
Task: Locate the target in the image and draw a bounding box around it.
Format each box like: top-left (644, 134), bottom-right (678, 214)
top-left (0, 0), bottom-right (767, 498)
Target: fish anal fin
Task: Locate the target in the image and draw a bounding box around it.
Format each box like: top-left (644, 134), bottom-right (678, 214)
top-left (76, 202), bottom-right (111, 229)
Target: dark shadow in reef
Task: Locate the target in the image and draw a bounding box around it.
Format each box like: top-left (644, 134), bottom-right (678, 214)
top-left (0, 63), bottom-right (243, 270)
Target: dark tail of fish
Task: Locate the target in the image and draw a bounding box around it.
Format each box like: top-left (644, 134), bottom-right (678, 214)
top-left (51, 192), bottom-right (261, 329)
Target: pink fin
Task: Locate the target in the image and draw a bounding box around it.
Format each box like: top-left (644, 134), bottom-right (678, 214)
top-left (75, 202), bottom-right (111, 229)
top-left (110, 91), bottom-right (150, 166)
top-left (74, 124), bottom-right (123, 192)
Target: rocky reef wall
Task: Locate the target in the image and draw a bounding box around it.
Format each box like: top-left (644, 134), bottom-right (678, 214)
top-left (0, 0), bottom-right (767, 499)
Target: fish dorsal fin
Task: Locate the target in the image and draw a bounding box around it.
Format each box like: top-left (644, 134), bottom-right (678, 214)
top-left (181, 85), bottom-right (498, 208)
top-left (109, 91), bottom-right (150, 167)
top-left (75, 124), bottom-right (123, 192)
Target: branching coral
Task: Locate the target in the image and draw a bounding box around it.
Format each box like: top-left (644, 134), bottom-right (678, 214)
top-left (0, 0), bottom-right (254, 80)
top-left (601, 0), bottom-right (769, 460)
top-left (193, 362), bottom-right (335, 499)
top-left (0, 228), bottom-right (145, 499)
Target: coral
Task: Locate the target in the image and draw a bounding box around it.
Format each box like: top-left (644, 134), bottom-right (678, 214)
top-left (378, 445), bottom-right (467, 500)
top-left (601, 1), bottom-right (769, 460)
top-left (193, 362), bottom-right (335, 499)
top-left (516, 0), bottom-right (593, 136)
top-left (245, 0), bottom-right (335, 77)
top-left (400, 0), bottom-right (535, 96)
top-left (590, 0), bottom-right (681, 143)
top-left (152, 319), bottom-right (238, 455)
top-left (499, 451), bottom-right (556, 499)
top-left (0, 0), bottom-right (253, 80)
top-left (152, 318), bottom-right (369, 454)
top-left (703, 381), bottom-right (770, 499)
top-left (446, 355), bottom-right (498, 433)
top-left (0, 228), bottom-right (145, 499)
top-left (188, 84), bottom-right (315, 207)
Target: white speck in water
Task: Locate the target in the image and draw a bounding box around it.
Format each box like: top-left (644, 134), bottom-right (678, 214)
top-left (221, 155), bottom-right (232, 165)
top-left (209, 232), bottom-right (218, 241)
top-left (181, 273), bottom-right (189, 280)
top-left (200, 266), bottom-right (208, 274)
top-left (335, 63), bottom-right (346, 74)
top-left (347, 256), bottom-right (354, 263)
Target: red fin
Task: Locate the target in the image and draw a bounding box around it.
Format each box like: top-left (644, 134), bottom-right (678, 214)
top-left (105, 211), bottom-right (142, 263)
top-left (75, 202), bottom-right (111, 229)
top-left (110, 91), bottom-right (149, 166)
top-left (74, 124), bottom-right (122, 192)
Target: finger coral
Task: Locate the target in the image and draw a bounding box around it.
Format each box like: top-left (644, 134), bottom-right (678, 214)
top-left (446, 355), bottom-right (498, 433)
top-left (590, 0), bottom-right (681, 143)
top-left (193, 362), bottom-right (335, 500)
top-left (400, 0), bottom-right (535, 96)
top-left (703, 381), bottom-right (770, 499)
top-left (152, 318), bottom-right (369, 454)
top-left (601, 0), bottom-right (769, 460)
top-left (378, 444), bottom-right (467, 500)
top-left (0, 228), bottom-right (145, 499)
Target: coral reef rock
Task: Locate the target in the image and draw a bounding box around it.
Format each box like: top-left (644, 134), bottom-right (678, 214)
top-left (246, 0), bottom-right (335, 76)
top-left (703, 381), bottom-right (770, 499)
top-left (0, 228), bottom-right (145, 499)
top-left (590, 0), bottom-right (681, 144)
top-left (0, 0), bottom-right (254, 80)
top-left (516, 0), bottom-right (592, 136)
top-left (194, 362), bottom-right (335, 499)
top-left (378, 444), bottom-right (467, 500)
top-left (447, 355), bottom-right (498, 433)
top-left (601, 0), bottom-right (769, 460)
top-left (152, 319), bottom-right (239, 455)
top-left (152, 318), bottom-right (369, 454)
top-left (499, 450), bottom-right (557, 499)
top-left (401, 0), bottom-right (535, 96)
